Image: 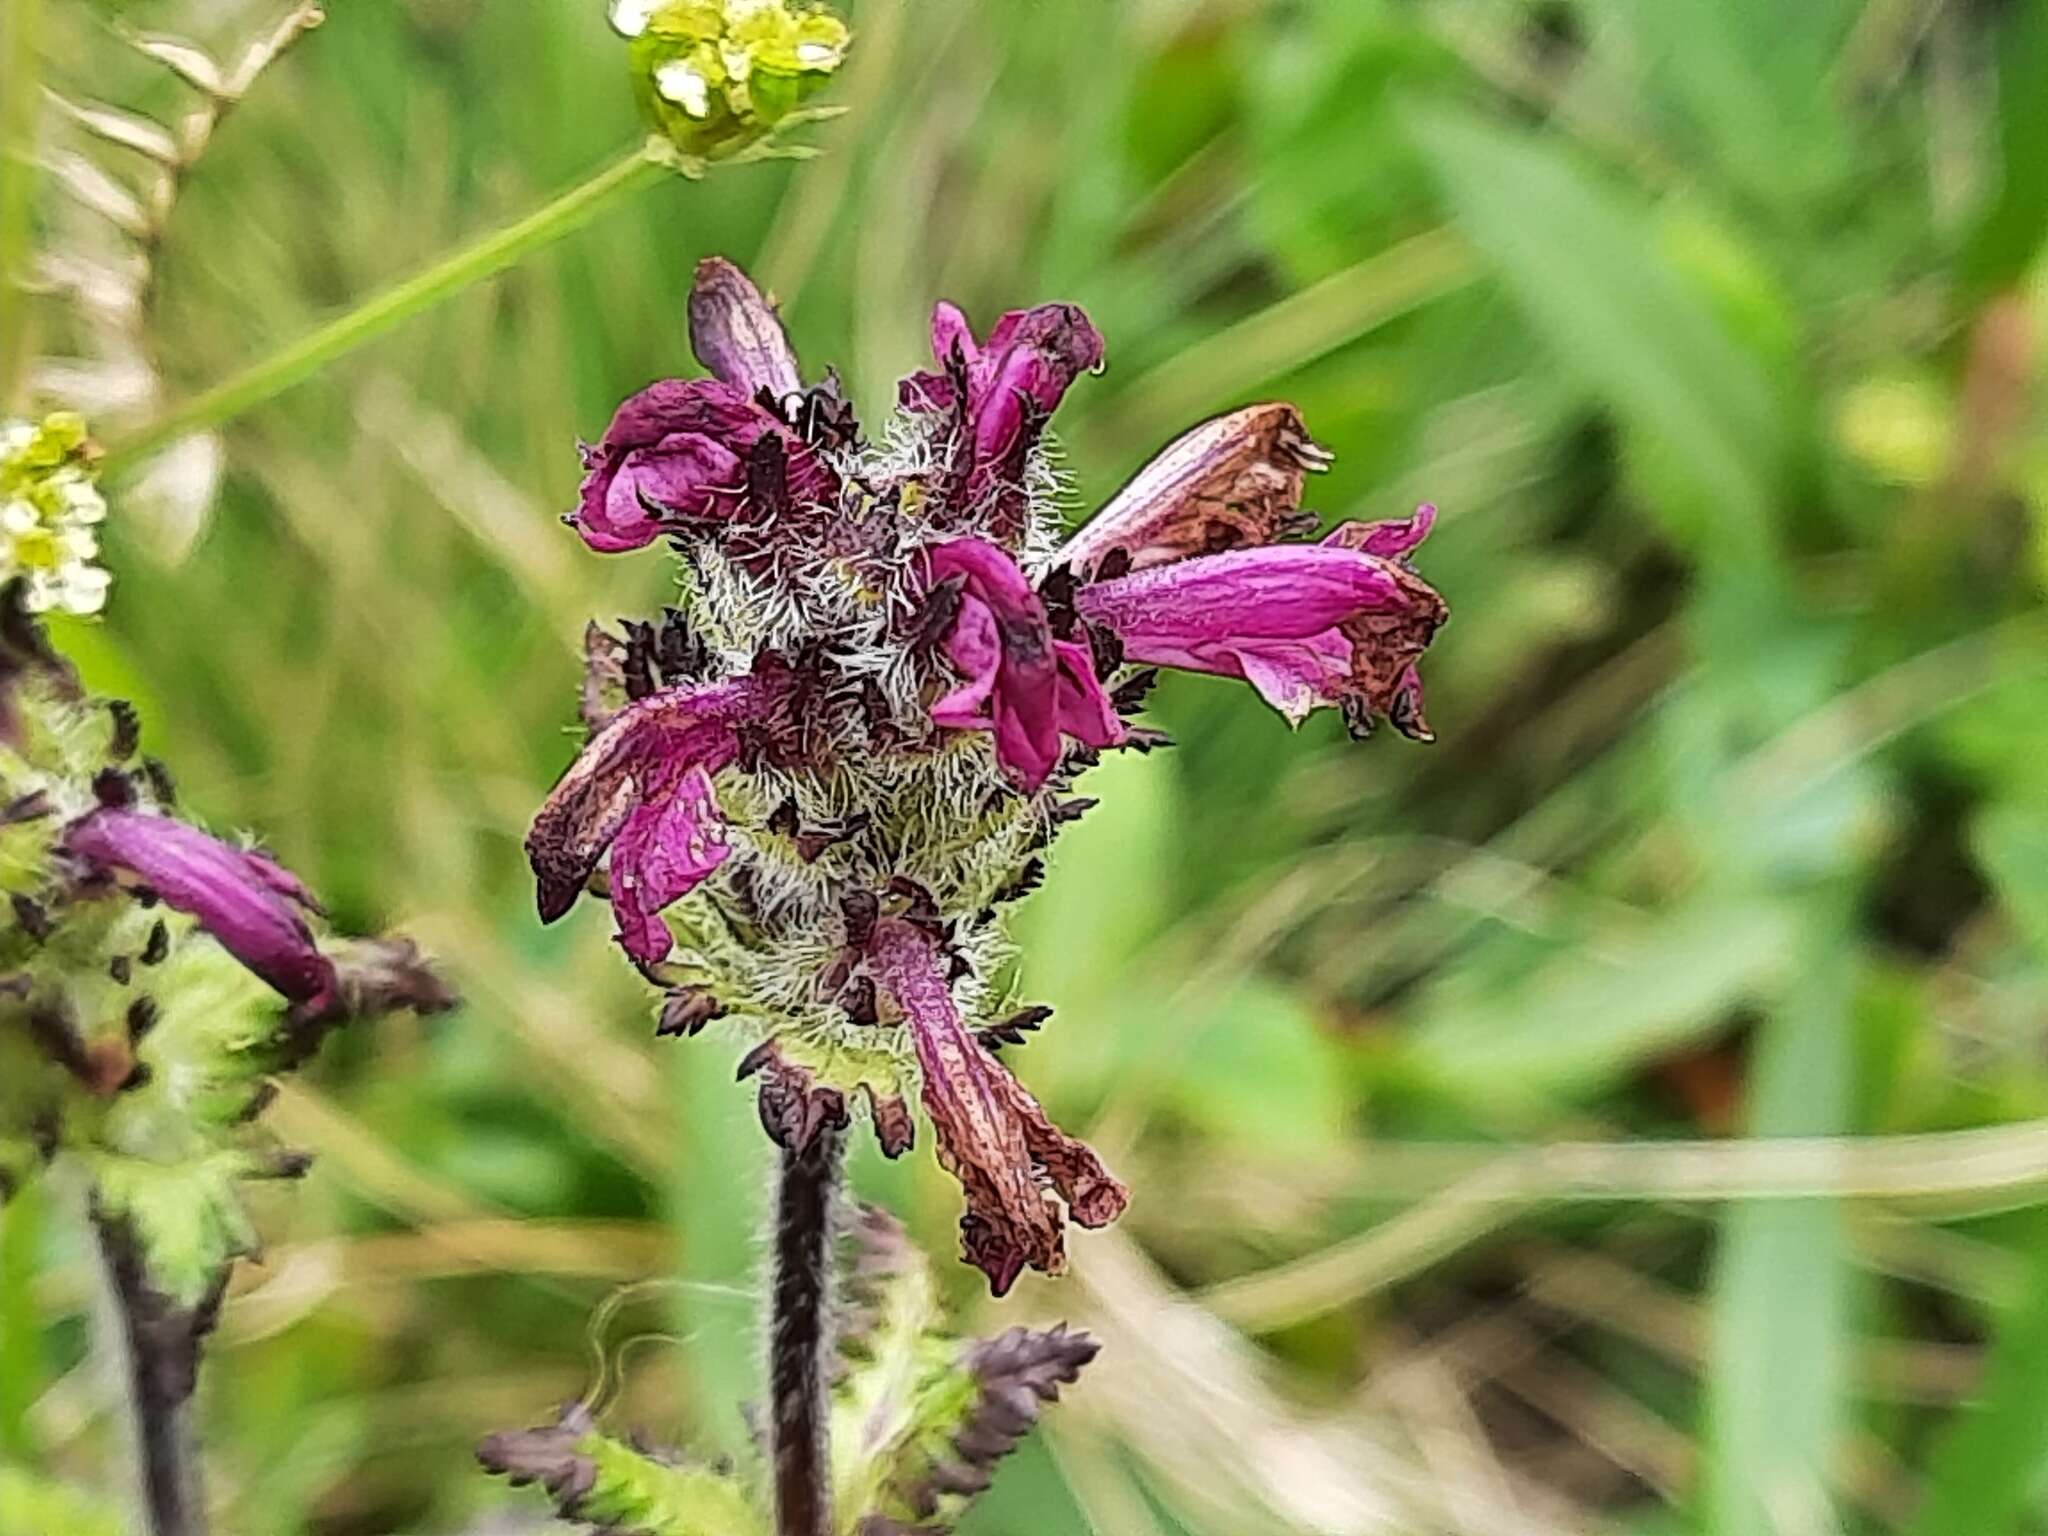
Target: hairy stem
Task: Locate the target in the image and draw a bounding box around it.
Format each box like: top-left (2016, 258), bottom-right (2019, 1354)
top-left (770, 1127), bottom-right (843, 1536)
top-left (94, 1207), bottom-right (224, 1536)
top-left (101, 139), bottom-right (669, 477)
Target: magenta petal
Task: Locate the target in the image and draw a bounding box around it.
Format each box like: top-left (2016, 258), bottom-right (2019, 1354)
top-left (925, 539), bottom-right (1061, 790)
top-left (609, 765), bottom-right (733, 965)
top-left (527, 678), bottom-right (764, 929)
top-left (567, 378), bottom-right (835, 554)
top-left (65, 809), bottom-right (336, 1008)
top-left (931, 301), bottom-right (977, 367)
top-left (1052, 640), bottom-right (1126, 748)
top-left (1231, 639), bottom-right (1349, 725)
top-left (1077, 546), bottom-right (1411, 645)
top-left (900, 302), bottom-right (1104, 542)
top-left (930, 596), bottom-right (1001, 727)
top-left (1323, 502), bottom-right (1437, 559)
top-left (1075, 543), bottom-right (1447, 730)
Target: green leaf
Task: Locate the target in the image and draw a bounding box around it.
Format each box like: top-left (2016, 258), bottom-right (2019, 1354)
top-left (86, 1149), bottom-right (261, 1307)
top-left (1405, 105), bottom-right (1787, 572)
top-left (580, 1435), bottom-right (766, 1536)
top-left (1703, 903), bottom-right (1855, 1536)
top-left (0, 1463), bottom-right (124, 1536)
top-left (830, 1207), bottom-right (960, 1519)
top-left (1595, 0), bottom-right (1856, 209)
top-left (477, 1406), bottom-right (768, 1536)
top-left (1401, 898), bottom-right (1798, 1103)
top-left (1906, 1214), bottom-right (2048, 1536)
top-left (1960, 0), bottom-right (2048, 300)
top-left (1160, 978), bottom-right (1348, 1154)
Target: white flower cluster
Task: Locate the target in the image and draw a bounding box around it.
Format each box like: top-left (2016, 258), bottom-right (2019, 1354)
top-left (0, 414), bottom-right (111, 617)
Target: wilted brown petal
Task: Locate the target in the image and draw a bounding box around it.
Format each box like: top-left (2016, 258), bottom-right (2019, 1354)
top-left (866, 919), bottom-right (1126, 1295)
top-left (1338, 560), bottom-right (1448, 737)
top-left (1057, 403), bottom-right (1332, 577)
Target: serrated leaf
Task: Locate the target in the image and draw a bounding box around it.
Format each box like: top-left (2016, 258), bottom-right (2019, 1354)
top-left (478, 1405), bottom-right (768, 1536)
top-left (830, 1207), bottom-right (955, 1517)
top-left (872, 1323), bottom-right (1099, 1529)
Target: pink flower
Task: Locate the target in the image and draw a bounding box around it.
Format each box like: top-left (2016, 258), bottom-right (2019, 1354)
top-left (1075, 524), bottom-right (1445, 738)
top-left (1056, 403), bottom-right (1447, 739)
top-left (526, 676), bottom-right (777, 964)
top-left (901, 302), bottom-right (1104, 543)
top-left (922, 538), bottom-right (1124, 793)
top-left (568, 382), bottom-right (836, 555)
top-left (65, 809), bottom-right (337, 1012)
top-left (866, 917), bottom-right (1126, 1295)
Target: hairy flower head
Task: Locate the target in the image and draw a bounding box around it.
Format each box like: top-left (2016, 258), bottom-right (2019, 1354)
top-left (0, 589), bottom-right (452, 1298)
top-left (531, 258), bottom-right (1447, 1290)
top-left (0, 413), bottom-right (110, 617)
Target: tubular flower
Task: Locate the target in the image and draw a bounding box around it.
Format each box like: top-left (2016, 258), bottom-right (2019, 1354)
top-left (527, 673), bottom-right (779, 965)
top-left (922, 537), bottom-right (1123, 793)
top-left (900, 302), bottom-right (1104, 544)
top-left (529, 257), bottom-right (1445, 1291)
top-left (64, 810), bottom-right (336, 1014)
top-left (568, 378), bottom-right (835, 553)
top-left (868, 918), bottom-right (1124, 1294)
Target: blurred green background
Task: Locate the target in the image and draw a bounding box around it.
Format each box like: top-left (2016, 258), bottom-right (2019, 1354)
top-left (9, 0), bottom-right (2048, 1531)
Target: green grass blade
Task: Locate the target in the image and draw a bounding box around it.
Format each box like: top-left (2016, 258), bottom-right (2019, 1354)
top-left (1703, 902), bottom-right (1855, 1536)
top-left (1405, 104), bottom-right (1787, 574)
top-left (1906, 1216), bottom-right (2048, 1536)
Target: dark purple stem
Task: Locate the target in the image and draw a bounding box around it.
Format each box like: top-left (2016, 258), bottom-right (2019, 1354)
top-left (769, 1126), bottom-right (842, 1536)
top-left (94, 1206), bottom-right (221, 1536)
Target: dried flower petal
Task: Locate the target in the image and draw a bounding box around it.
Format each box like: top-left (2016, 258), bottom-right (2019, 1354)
top-left (1056, 403), bottom-right (1330, 577)
top-left (867, 919), bottom-right (1125, 1296)
top-left (688, 256), bottom-right (804, 403)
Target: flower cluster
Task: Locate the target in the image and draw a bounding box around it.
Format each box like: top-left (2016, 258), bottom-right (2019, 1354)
top-left (612, 0), bottom-right (851, 163)
top-left (0, 413), bottom-right (111, 617)
top-left (0, 584), bottom-right (451, 1299)
top-left (531, 258), bottom-right (1447, 1293)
